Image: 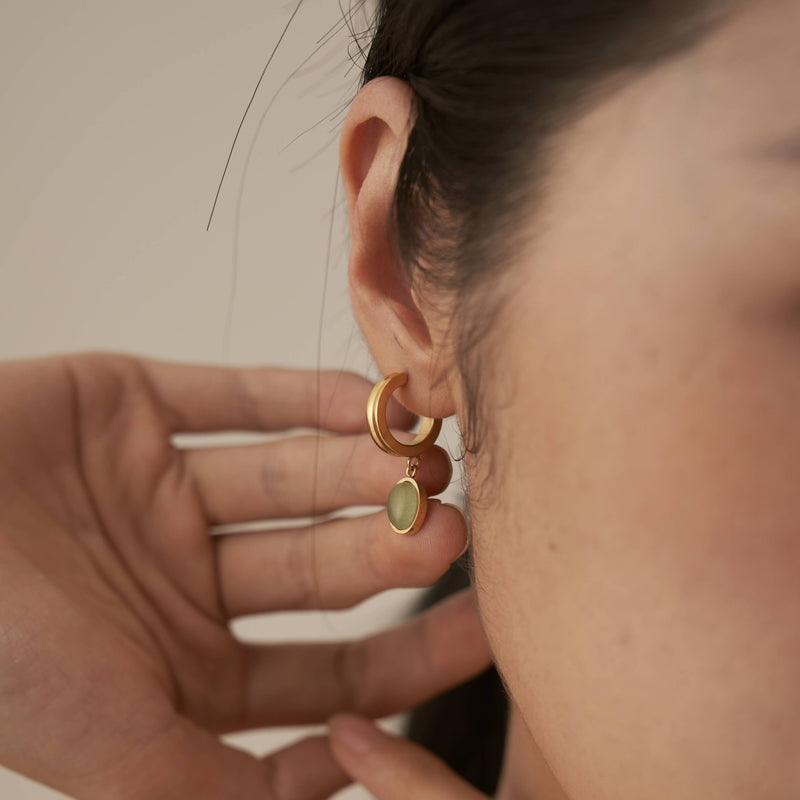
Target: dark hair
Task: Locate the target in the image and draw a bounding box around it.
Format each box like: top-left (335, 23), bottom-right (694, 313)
top-left (407, 558), bottom-right (509, 794)
top-left (361, 0), bottom-right (732, 461)
top-left (360, 0), bottom-right (734, 790)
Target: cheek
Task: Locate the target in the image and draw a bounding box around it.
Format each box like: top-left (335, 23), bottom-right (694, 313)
top-left (468, 253), bottom-right (800, 800)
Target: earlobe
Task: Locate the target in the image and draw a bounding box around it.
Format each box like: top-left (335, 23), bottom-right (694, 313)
top-left (340, 77), bottom-right (457, 419)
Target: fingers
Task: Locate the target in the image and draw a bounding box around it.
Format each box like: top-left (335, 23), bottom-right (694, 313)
top-left (73, 717), bottom-right (349, 800)
top-left (216, 500), bottom-right (466, 616)
top-left (226, 588), bottom-right (492, 731)
top-left (259, 734), bottom-right (350, 800)
top-left (329, 715), bottom-right (488, 800)
top-left (188, 435), bottom-right (452, 525)
top-left (137, 358), bottom-right (416, 433)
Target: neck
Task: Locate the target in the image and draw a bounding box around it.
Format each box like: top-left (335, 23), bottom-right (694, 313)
top-left (496, 704), bottom-right (572, 800)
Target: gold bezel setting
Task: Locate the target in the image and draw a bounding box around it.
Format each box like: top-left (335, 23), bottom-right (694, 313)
top-left (387, 477), bottom-right (428, 536)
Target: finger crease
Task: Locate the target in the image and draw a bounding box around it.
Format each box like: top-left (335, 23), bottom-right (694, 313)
top-left (332, 639), bottom-right (368, 715)
top-left (286, 527), bottom-right (319, 610)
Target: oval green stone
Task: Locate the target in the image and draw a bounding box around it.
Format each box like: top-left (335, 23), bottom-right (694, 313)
top-left (387, 480), bottom-right (420, 532)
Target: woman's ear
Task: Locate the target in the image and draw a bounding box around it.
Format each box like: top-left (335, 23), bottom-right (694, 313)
top-left (340, 77), bottom-right (456, 419)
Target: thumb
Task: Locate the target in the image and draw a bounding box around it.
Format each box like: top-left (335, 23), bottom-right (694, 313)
top-left (329, 714), bottom-right (489, 800)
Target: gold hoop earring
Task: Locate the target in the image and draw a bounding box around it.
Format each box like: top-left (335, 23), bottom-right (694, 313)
top-left (367, 373), bottom-right (442, 535)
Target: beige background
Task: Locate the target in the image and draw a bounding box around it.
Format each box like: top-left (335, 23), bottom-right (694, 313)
top-left (0, 2), bottom-right (463, 797)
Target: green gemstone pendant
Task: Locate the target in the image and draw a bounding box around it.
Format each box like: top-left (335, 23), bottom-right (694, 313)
top-left (386, 458), bottom-right (428, 535)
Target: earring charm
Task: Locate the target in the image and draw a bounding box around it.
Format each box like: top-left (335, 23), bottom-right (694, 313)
top-left (366, 373), bottom-right (442, 535)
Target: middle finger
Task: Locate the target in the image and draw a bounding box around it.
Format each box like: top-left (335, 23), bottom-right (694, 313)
top-left (184, 434), bottom-right (453, 525)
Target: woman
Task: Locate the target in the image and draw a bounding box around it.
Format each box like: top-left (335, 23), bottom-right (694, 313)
top-left (3, 0), bottom-right (800, 797)
top-left (334, 0), bottom-right (800, 797)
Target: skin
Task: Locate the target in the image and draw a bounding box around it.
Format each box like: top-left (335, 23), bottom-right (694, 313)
top-left (334, 0), bottom-right (800, 797)
top-left (0, 353), bottom-right (490, 798)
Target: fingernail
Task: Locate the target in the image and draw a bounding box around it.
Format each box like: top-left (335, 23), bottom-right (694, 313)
top-left (330, 714), bottom-right (386, 754)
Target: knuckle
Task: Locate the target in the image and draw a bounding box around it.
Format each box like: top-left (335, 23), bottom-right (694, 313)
top-left (321, 435), bottom-right (361, 496)
top-left (260, 444), bottom-right (289, 500)
top-left (332, 639), bottom-right (370, 714)
top-left (234, 370), bottom-right (263, 430)
top-left (283, 527), bottom-right (319, 610)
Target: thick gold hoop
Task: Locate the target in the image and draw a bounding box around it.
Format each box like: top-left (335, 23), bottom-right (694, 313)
top-left (367, 373), bottom-right (442, 457)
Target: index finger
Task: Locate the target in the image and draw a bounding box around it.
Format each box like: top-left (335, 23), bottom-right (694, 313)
top-left (137, 358), bottom-right (417, 433)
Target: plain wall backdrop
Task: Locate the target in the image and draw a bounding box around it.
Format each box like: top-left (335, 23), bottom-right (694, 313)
top-left (0, 2), bottom-right (464, 797)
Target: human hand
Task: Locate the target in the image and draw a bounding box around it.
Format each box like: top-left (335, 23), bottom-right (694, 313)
top-left (330, 714), bottom-right (491, 799)
top-left (0, 352), bottom-right (491, 799)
